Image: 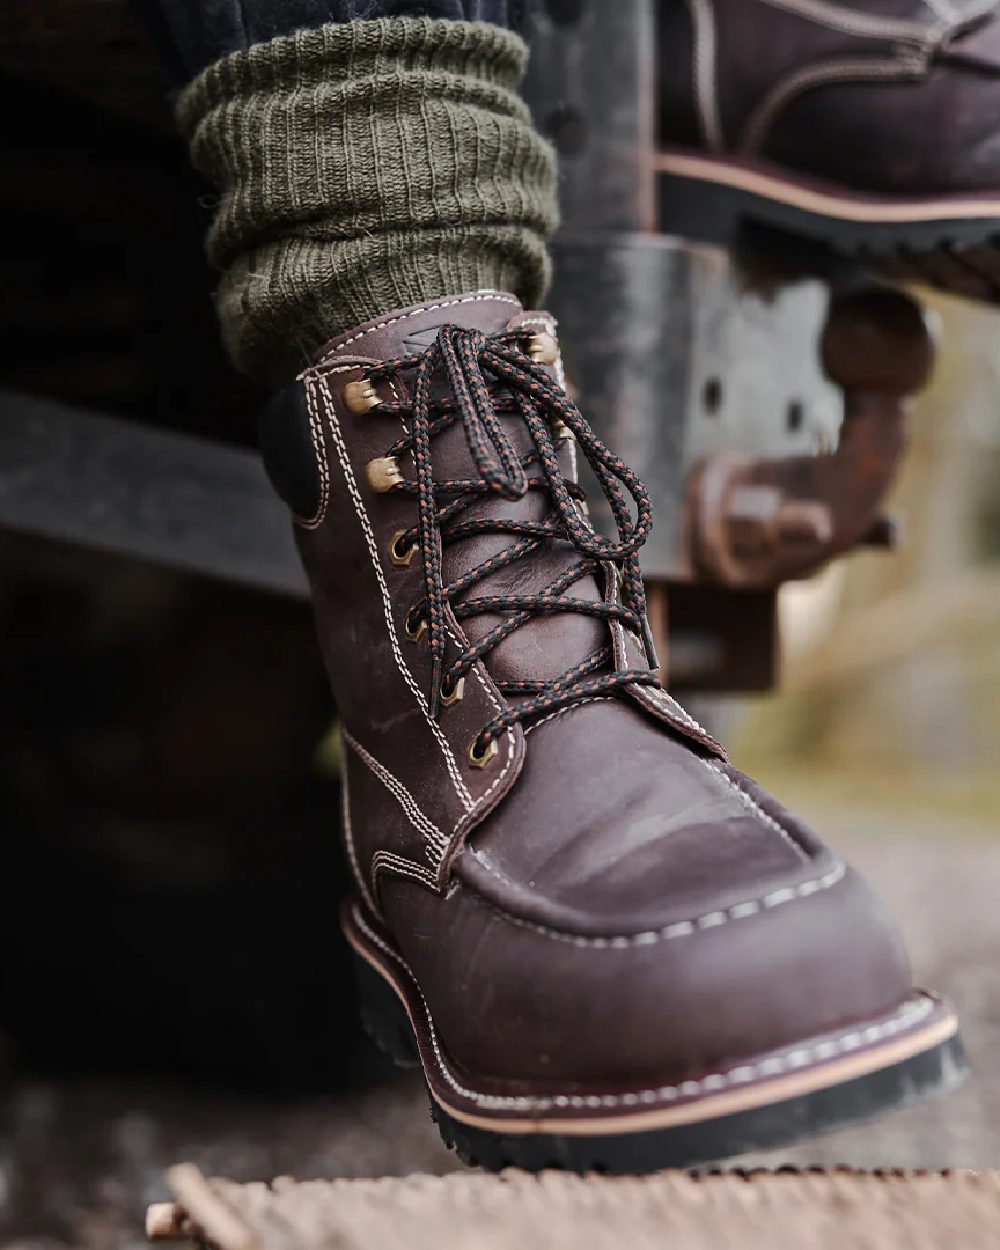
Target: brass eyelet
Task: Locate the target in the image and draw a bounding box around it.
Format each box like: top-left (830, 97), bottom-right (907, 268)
top-left (343, 377), bottom-right (380, 414)
top-left (366, 456), bottom-right (403, 494)
top-left (389, 530), bottom-right (415, 567)
top-left (528, 331), bottom-right (559, 365)
top-left (552, 418), bottom-right (574, 442)
top-left (440, 676), bottom-right (466, 707)
top-left (403, 607), bottom-right (427, 643)
top-left (468, 734), bottom-right (498, 769)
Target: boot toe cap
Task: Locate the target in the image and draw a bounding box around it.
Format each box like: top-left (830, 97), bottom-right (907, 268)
top-left (394, 758), bottom-right (914, 1090)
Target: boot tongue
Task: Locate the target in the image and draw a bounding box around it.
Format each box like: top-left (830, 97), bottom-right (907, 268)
top-left (316, 291), bottom-right (524, 363)
top-left (321, 292), bottom-right (611, 689)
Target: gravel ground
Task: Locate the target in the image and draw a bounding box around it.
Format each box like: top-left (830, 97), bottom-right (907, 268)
top-left (2, 810), bottom-right (999, 1248)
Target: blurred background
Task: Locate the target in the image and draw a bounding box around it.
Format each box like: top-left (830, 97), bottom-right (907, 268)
top-left (733, 291), bottom-right (1000, 828)
top-left (3, 3), bottom-right (1000, 1249)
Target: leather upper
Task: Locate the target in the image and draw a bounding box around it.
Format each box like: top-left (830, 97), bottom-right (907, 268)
top-left (660, 0), bottom-right (1000, 194)
top-left (273, 291), bottom-right (916, 1089)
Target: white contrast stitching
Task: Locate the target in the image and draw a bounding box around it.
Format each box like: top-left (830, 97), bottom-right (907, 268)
top-left (451, 727), bottom-right (517, 839)
top-left (759, 0), bottom-right (941, 41)
top-left (441, 622), bottom-right (518, 841)
top-left (297, 373), bottom-right (339, 528)
top-left (740, 54), bottom-right (927, 153)
top-left (307, 369), bottom-right (521, 841)
top-left (466, 859), bottom-right (849, 948)
top-left (524, 696), bottom-right (616, 736)
top-left (444, 624), bottom-right (503, 715)
top-left (351, 905), bottom-right (935, 1112)
top-left (372, 850), bottom-right (438, 890)
top-left (641, 684), bottom-right (714, 737)
top-left (341, 738), bottom-right (377, 913)
top-left (701, 761), bottom-right (810, 863)
top-left (603, 566), bottom-right (718, 749)
top-left (316, 372), bottom-right (474, 808)
top-left (345, 731), bottom-right (448, 856)
top-left (320, 293), bottom-right (521, 358)
top-left (687, 0), bottom-right (725, 150)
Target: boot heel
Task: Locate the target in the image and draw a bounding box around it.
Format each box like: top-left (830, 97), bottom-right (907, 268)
top-left (351, 950), bottom-right (420, 1068)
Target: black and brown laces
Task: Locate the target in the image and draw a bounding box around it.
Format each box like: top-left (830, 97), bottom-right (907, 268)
top-left (361, 324), bottom-right (660, 763)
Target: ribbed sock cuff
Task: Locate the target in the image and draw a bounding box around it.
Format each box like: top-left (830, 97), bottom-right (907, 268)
top-left (177, 17), bottom-right (558, 382)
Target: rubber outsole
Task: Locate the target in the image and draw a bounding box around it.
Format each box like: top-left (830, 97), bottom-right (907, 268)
top-left (345, 901), bottom-right (968, 1175)
top-left (657, 149), bottom-right (1000, 304)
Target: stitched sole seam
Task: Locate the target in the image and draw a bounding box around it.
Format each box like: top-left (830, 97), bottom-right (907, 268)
top-left (348, 902), bottom-right (937, 1114)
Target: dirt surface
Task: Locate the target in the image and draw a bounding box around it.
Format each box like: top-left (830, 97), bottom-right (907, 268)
top-left (3, 813), bottom-right (999, 1248)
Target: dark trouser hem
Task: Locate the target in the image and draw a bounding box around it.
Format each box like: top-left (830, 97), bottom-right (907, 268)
top-left (137, 0), bottom-right (532, 86)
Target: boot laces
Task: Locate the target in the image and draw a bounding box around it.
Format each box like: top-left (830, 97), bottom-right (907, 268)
top-left (366, 324), bottom-right (660, 755)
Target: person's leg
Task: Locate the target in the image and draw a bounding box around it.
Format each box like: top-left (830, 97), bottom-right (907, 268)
top-left (157, 2), bottom-right (962, 1173)
top-left (161, 4), bottom-right (553, 382)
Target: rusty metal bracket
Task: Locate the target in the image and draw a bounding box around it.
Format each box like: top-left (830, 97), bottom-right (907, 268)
top-left (686, 287), bottom-right (935, 588)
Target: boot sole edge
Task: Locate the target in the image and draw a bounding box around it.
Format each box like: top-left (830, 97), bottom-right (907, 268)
top-left (657, 148), bottom-right (1000, 298)
top-left (342, 896), bottom-right (967, 1173)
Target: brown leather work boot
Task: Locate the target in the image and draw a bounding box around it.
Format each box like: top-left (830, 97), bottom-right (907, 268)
top-left (260, 291), bottom-right (965, 1172)
top-left (658, 0), bottom-right (1000, 303)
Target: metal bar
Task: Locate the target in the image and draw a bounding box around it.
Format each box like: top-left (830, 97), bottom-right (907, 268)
top-left (0, 389), bottom-right (307, 598)
top-left (548, 235), bottom-right (839, 579)
top-left (524, 0), bottom-right (656, 232)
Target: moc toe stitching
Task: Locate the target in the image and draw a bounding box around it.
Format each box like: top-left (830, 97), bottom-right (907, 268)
top-left (456, 855), bottom-right (848, 947)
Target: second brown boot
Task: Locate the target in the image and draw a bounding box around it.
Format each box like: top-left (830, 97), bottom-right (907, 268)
top-left (261, 291), bottom-right (966, 1172)
top-left (658, 0), bottom-right (1000, 304)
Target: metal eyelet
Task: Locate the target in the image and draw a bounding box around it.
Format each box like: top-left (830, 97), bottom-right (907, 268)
top-left (366, 456), bottom-right (403, 494)
top-left (343, 377), bottom-right (380, 414)
top-left (403, 607), bottom-right (427, 643)
top-left (529, 332), bottom-right (559, 365)
top-left (468, 735), bottom-right (498, 769)
top-left (440, 676), bottom-right (465, 707)
top-left (389, 530), bottom-right (415, 567)
top-left (552, 418), bottom-right (574, 442)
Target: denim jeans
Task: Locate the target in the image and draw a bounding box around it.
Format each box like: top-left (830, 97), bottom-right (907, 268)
top-left (139, 0), bottom-right (532, 85)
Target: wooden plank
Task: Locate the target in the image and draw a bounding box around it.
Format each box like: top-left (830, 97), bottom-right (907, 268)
top-left (150, 1165), bottom-right (1000, 1250)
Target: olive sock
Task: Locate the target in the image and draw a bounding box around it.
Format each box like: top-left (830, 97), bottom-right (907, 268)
top-left (176, 17), bottom-right (557, 382)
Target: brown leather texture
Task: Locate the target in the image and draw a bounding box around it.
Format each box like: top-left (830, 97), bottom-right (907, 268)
top-left (277, 291), bottom-right (916, 1096)
top-left (660, 0), bottom-right (1000, 195)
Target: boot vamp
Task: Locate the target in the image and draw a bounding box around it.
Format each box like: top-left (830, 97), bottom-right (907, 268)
top-left (661, 0), bottom-right (1000, 195)
top-left (768, 43), bottom-right (1000, 195)
top-left (460, 697), bottom-right (830, 936)
top-left (379, 696), bottom-right (913, 1086)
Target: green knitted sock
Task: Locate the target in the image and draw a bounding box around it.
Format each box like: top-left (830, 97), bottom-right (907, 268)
top-left (176, 18), bottom-right (558, 383)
